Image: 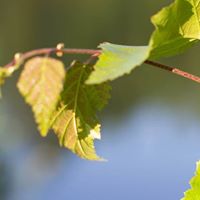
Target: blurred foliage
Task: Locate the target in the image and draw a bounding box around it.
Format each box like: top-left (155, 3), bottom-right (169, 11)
top-left (182, 161), bottom-right (200, 200)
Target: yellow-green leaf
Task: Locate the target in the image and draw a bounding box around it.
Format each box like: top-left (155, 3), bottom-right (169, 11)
top-left (17, 57), bottom-right (65, 137)
top-left (182, 161), bottom-right (200, 200)
top-left (86, 43), bottom-right (150, 84)
top-left (149, 0), bottom-right (200, 59)
top-left (52, 61), bottom-right (111, 160)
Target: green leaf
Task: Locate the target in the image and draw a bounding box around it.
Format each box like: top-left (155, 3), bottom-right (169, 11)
top-left (86, 43), bottom-right (150, 84)
top-left (149, 0), bottom-right (200, 59)
top-left (52, 61), bottom-right (111, 160)
top-left (182, 161), bottom-right (200, 200)
top-left (17, 57), bottom-right (65, 137)
top-left (86, 0), bottom-right (200, 84)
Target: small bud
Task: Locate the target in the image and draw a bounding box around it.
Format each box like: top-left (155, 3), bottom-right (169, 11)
top-left (14, 53), bottom-right (22, 62)
top-left (56, 43), bottom-right (65, 57)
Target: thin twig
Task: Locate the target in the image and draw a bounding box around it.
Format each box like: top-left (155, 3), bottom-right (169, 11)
top-left (145, 60), bottom-right (200, 84)
top-left (4, 48), bottom-right (101, 68)
top-left (3, 47), bottom-right (200, 84)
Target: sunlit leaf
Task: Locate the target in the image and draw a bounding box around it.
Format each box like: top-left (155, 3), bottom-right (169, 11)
top-left (17, 57), bottom-right (65, 136)
top-left (52, 61), bottom-right (111, 160)
top-left (86, 43), bottom-right (150, 84)
top-left (182, 161), bottom-right (200, 200)
top-left (149, 0), bottom-right (200, 59)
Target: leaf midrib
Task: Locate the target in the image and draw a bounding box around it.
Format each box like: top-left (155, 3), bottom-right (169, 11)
top-left (72, 67), bottom-right (86, 155)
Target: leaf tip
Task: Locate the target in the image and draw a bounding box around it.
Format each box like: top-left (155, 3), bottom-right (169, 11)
top-left (39, 129), bottom-right (49, 137)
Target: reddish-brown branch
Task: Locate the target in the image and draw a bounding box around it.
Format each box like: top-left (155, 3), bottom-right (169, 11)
top-left (3, 47), bottom-right (200, 84)
top-left (145, 60), bottom-right (200, 84)
top-left (4, 48), bottom-right (101, 68)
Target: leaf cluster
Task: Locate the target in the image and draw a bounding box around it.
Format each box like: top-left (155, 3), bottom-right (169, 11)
top-left (87, 0), bottom-right (200, 84)
top-left (1, 0), bottom-right (200, 161)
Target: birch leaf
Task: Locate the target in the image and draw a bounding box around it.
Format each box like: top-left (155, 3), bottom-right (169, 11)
top-left (17, 57), bottom-right (65, 136)
top-left (52, 61), bottom-right (111, 160)
top-left (149, 0), bottom-right (200, 59)
top-left (86, 43), bottom-right (150, 84)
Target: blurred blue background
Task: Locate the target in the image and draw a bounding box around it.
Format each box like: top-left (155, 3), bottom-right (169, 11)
top-left (1, 0), bottom-right (200, 199)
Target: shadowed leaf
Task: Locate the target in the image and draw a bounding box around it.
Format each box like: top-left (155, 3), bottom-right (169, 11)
top-left (52, 61), bottom-right (111, 160)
